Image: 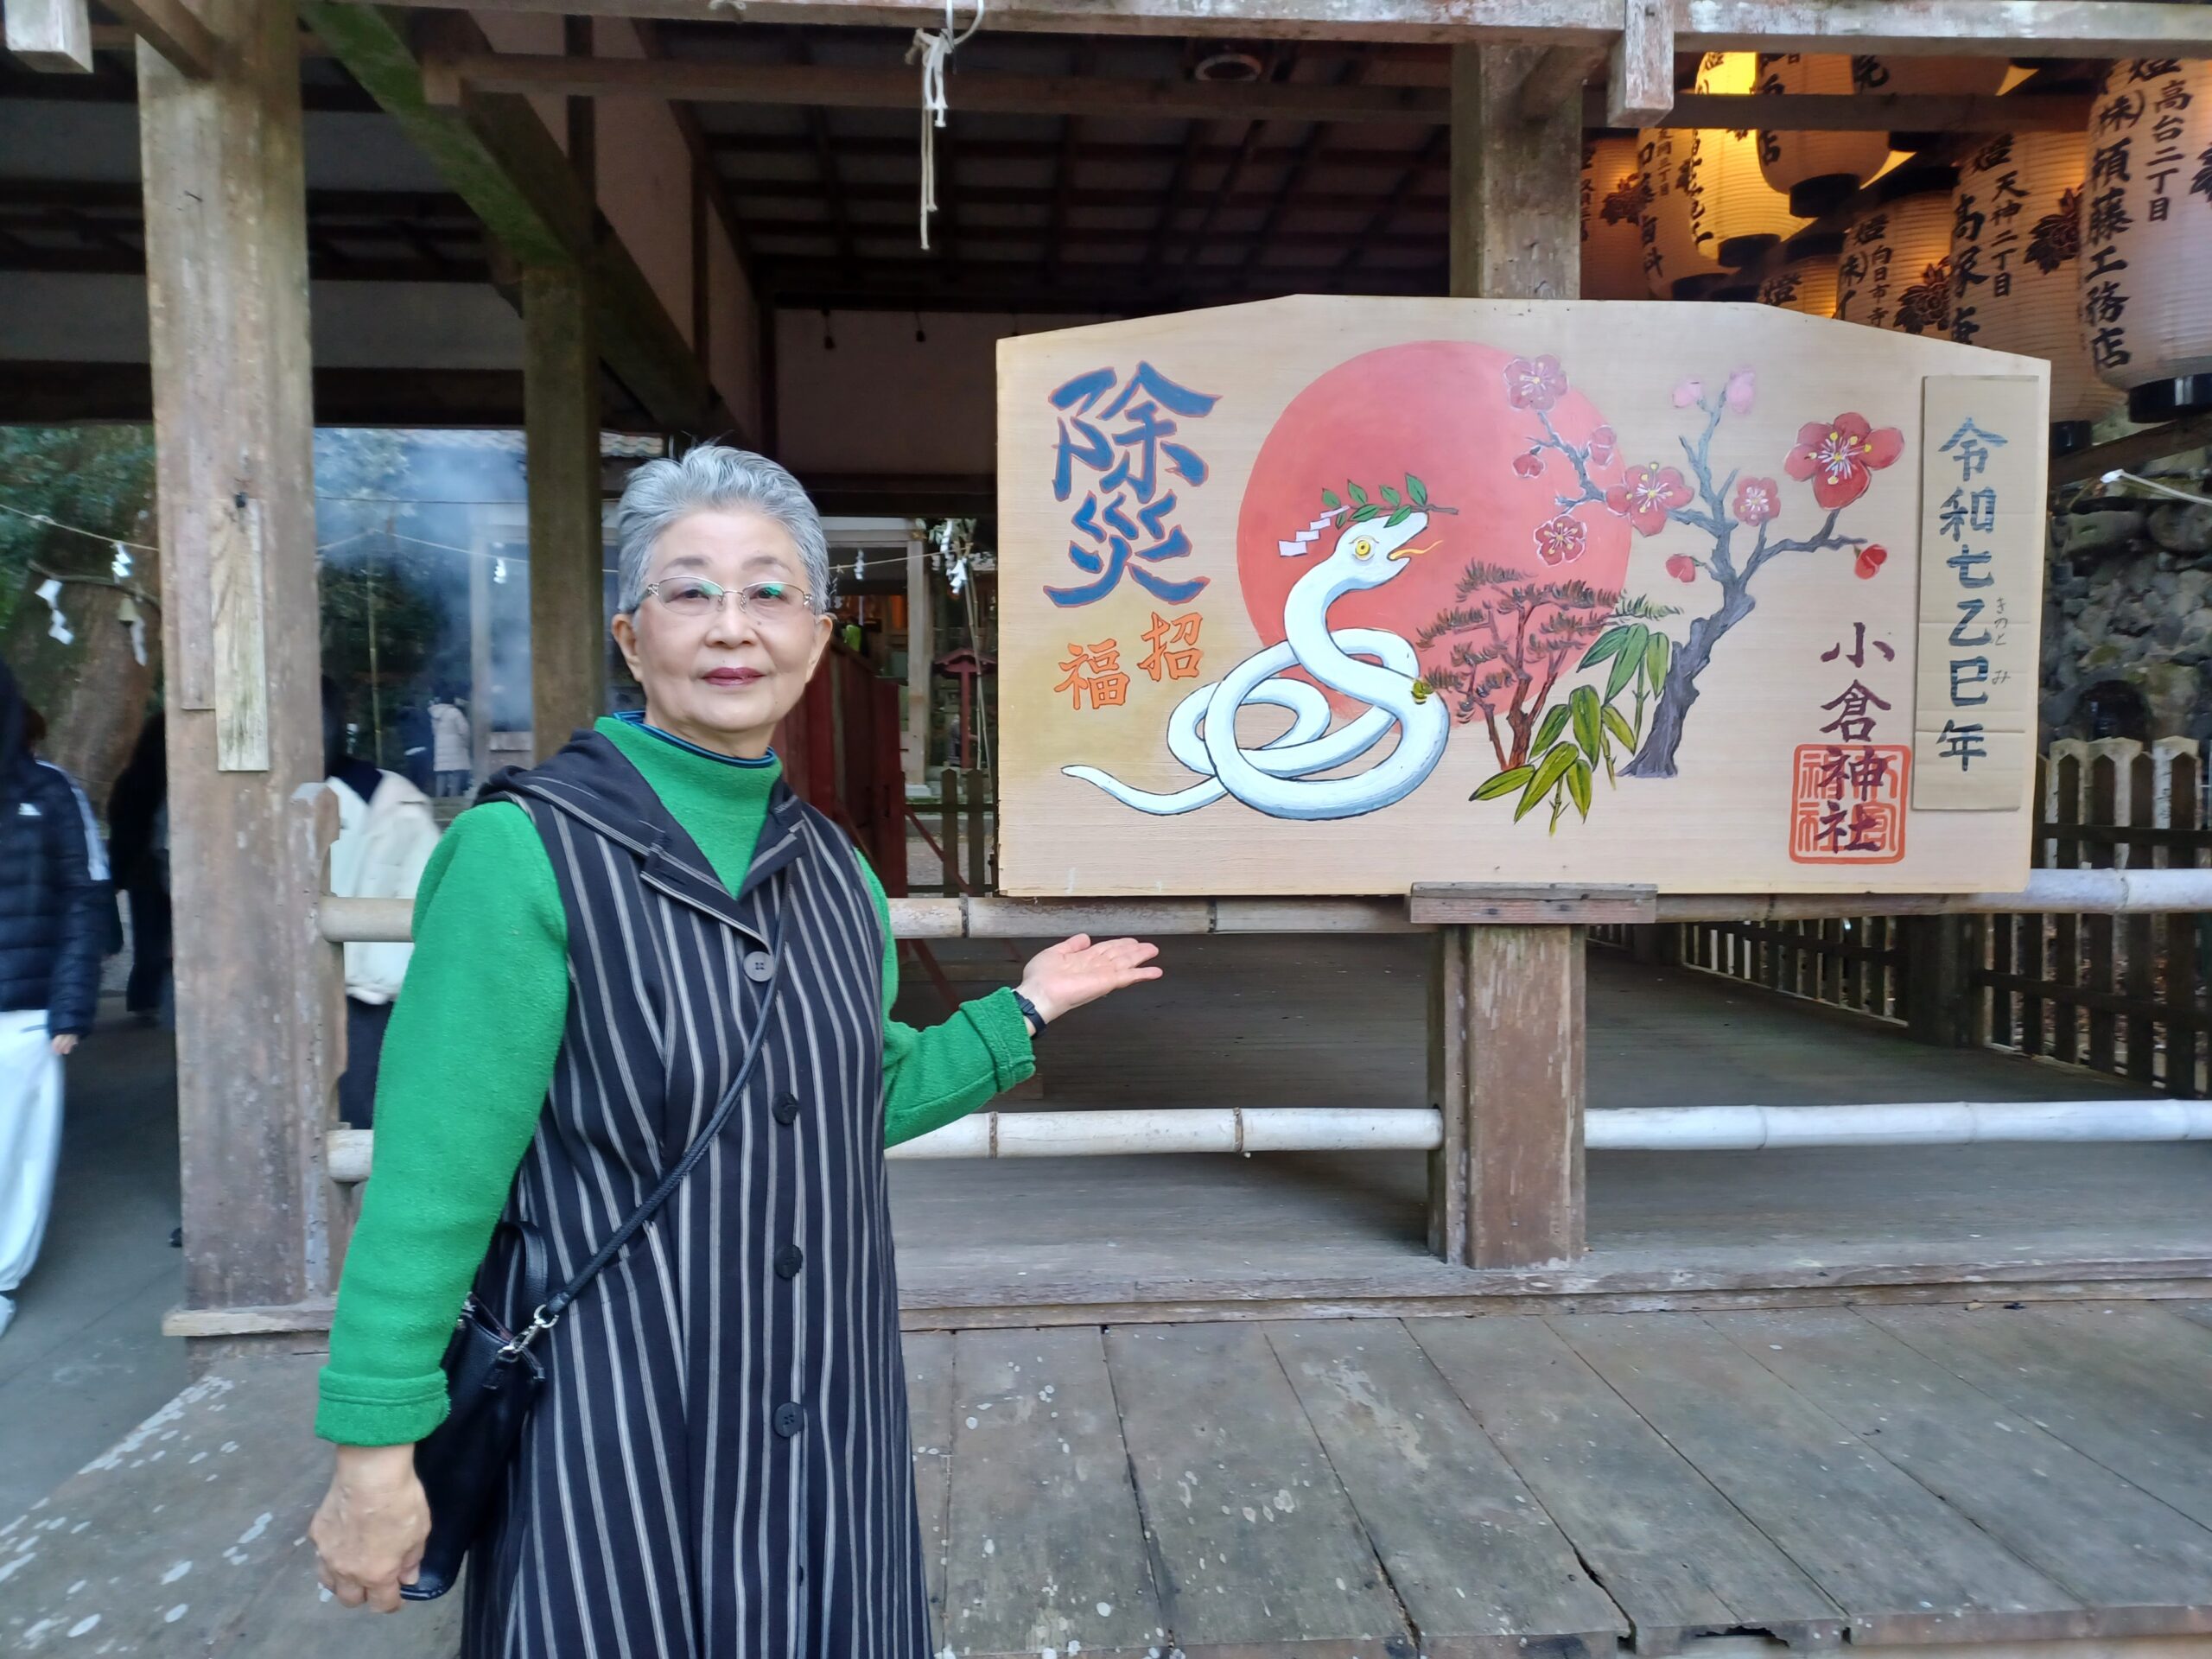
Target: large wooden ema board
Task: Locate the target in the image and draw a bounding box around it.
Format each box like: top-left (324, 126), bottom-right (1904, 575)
top-left (997, 296), bottom-right (2049, 897)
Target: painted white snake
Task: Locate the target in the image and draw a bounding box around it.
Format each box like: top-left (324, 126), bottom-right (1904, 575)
top-left (1064, 510), bottom-right (1451, 820)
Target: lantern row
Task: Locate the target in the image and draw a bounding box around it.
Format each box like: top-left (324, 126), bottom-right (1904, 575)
top-left (1580, 54), bottom-right (2212, 439)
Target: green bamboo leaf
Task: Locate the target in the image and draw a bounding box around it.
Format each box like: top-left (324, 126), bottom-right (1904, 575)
top-left (1566, 757), bottom-right (1593, 820)
top-left (1349, 481), bottom-right (1369, 504)
top-left (1643, 630), bottom-right (1672, 694)
top-left (1321, 488), bottom-right (1341, 508)
top-left (1386, 506), bottom-right (1411, 527)
top-left (1533, 702), bottom-right (1573, 753)
top-left (1381, 485), bottom-right (1403, 506)
top-left (1569, 684), bottom-right (1603, 763)
top-left (1471, 765), bottom-right (1535, 801)
top-left (1407, 473), bottom-right (1429, 505)
top-left (1601, 705), bottom-right (1638, 751)
top-left (1516, 741), bottom-right (1580, 820)
top-left (1604, 623), bottom-right (1649, 702)
top-left (1579, 626), bottom-right (1631, 671)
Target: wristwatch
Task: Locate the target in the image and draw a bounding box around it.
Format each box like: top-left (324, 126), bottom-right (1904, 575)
top-left (1010, 990), bottom-right (1046, 1038)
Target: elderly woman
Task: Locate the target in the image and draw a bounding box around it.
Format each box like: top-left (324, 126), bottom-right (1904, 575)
top-left (310, 447), bottom-right (1160, 1655)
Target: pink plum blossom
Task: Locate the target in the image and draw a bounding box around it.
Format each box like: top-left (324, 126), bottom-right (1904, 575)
top-left (1666, 554), bottom-right (1699, 583)
top-left (1512, 449), bottom-right (1545, 479)
top-left (1587, 426), bottom-right (1618, 466)
top-left (1732, 476), bottom-right (1781, 527)
top-left (1672, 377), bottom-right (1704, 409)
top-left (1725, 368), bottom-right (1757, 414)
top-left (1785, 413), bottom-right (1906, 510)
top-left (1534, 513), bottom-right (1587, 567)
top-left (1503, 355), bottom-right (1568, 411)
top-left (1605, 462), bottom-right (1693, 537)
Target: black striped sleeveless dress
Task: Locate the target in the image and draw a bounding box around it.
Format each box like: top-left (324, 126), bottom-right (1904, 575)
top-left (459, 731), bottom-right (931, 1659)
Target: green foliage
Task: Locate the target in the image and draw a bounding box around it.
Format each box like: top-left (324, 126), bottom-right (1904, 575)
top-left (0, 426), bottom-right (156, 636)
top-left (1326, 473), bottom-right (1458, 531)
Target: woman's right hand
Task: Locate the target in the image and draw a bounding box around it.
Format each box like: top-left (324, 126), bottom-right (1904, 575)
top-left (310, 1444), bottom-right (429, 1611)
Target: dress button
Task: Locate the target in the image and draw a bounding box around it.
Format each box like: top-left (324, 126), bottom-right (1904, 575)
top-left (743, 950), bottom-right (774, 982)
top-left (774, 1244), bottom-right (804, 1279)
top-left (772, 1402), bottom-right (805, 1438)
top-left (772, 1092), bottom-right (801, 1126)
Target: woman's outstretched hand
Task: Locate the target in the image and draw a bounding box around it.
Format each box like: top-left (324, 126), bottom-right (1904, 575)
top-left (311, 1444), bottom-right (429, 1612)
top-left (1016, 935), bottom-right (1162, 1027)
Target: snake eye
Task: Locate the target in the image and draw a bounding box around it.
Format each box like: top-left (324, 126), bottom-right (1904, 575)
top-left (1352, 537), bottom-right (1374, 560)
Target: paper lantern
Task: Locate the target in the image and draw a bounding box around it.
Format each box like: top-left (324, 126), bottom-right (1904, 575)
top-left (1693, 52), bottom-right (1809, 267)
top-left (1637, 127), bottom-right (1723, 296)
top-left (1948, 130), bottom-right (2122, 443)
top-left (1835, 169), bottom-right (1957, 333)
top-left (1757, 54), bottom-right (1891, 217)
top-left (1759, 232), bottom-right (1842, 316)
top-left (1580, 135), bottom-right (1649, 300)
top-left (2081, 60), bottom-right (2212, 419)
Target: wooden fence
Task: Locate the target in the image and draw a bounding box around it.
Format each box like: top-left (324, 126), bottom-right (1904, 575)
top-left (1609, 738), bottom-right (2212, 1096)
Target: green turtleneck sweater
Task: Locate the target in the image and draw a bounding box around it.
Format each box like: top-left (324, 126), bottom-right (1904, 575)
top-left (315, 715), bottom-right (1033, 1447)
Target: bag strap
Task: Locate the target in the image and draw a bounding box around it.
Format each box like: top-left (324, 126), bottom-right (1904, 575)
top-left (505, 894), bottom-right (788, 1355)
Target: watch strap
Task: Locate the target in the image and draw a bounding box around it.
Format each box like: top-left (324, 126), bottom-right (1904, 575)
top-left (1010, 989), bottom-right (1045, 1036)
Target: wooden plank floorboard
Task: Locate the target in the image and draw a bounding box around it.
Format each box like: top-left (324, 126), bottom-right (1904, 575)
top-left (942, 1327), bottom-right (1165, 1658)
top-left (903, 1329), bottom-right (956, 1648)
top-left (1104, 1323), bottom-right (1415, 1657)
top-left (1265, 1319), bottom-right (1628, 1659)
top-left (1705, 1308), bottom-right (2212, 1634)
top-left (0, 1357), bottom-right (342, 1656)
top-left (1550, 1313), bottom-right (2087, 1644)
top-left (1409, 1315), bottom-right (1846, 1655)
top-left (2172, 1302), bottom-right (2212, 1336)
top-left (1861, 1304), bottom-right (2212, 1531)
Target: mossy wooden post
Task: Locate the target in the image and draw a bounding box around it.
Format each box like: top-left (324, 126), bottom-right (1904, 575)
top-left (524, 264), bottom-right (603, 760)
top-left (138, 0), bottom-right (344, 1335)
top-left (1433, 41), bottom-right (1588, 1268)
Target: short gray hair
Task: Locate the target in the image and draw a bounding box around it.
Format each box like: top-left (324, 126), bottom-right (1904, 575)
top-left (612, 444), bottom-right (831, 615)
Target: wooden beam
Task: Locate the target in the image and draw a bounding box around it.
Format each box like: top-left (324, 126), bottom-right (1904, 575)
top-left (424, 48), bottom-right (1453, 124)
top-left (137, 0), bottom-right (340, 1315)
top-left (1608, 0), bottom-right (1672, 126)
top-left (298, 0), bottom-right (712, 429)
top-left (524, 264), bottom-right (605, 760)
top-left (4, 0), bottom-right (93, 71)
top-left (1463, 925), bottom-right (1586, 1268)
top-left (412, 0), bottom-right (2212, 55)
top-left (103, 0), bottom-right (218, 78)
top-left (2051, 410), bottom-right (2212, 488)
top-left (1659, 89), bottom-right (2092, 133)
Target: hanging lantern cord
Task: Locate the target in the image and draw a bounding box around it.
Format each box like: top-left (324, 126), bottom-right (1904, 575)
top-left (907, 0), bottom-right (985, 252)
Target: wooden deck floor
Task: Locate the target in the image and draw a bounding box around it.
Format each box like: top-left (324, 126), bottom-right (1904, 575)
top-left (887, 940), bottom-right (2211, 1321)
top-left (10, 1301), bottom-right (2212, 1657)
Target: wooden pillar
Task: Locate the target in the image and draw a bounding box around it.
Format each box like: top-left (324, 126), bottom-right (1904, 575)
top-left (139, 0), bottom-right (341, 1317)
top-left (1430, 51), bottom-right (1587, 1268)
top-left (524, 264), bottom-right (603, 760)
top-left (1448, 44), bottom-right (1582, 303)
top-left (906, 531), bottom-right (931, 785)
top-left (468, 524), bottom-right (494, 785)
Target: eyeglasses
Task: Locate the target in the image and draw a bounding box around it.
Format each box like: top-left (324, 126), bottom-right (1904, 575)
top-left (640, 577), bottom-right (818, 624)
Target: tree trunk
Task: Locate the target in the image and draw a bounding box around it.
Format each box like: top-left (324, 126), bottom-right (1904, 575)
top-left (1623, 580), bottom-right (1754, 779)
top-left (4, 528), bottom-right (163, 810)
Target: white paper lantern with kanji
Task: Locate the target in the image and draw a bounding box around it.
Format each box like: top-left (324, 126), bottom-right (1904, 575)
top-left (1759, 233), bottom-right (1842, 316)
top-left (1581, 134), bottom-right (1649, 300)
top-left (1836, 175), bottom-right (1956, 333)
top-left (1694, 51), bottom-right (1809, 267)
top-left (1637, 127), bottom-right (1723, 296)
top-left (2080, 60), bottom-right (2212, 419)
top-left (1757, 54), bottom-right (1891, 217)
top-left (1948, 130), bottom-right (2122, 435)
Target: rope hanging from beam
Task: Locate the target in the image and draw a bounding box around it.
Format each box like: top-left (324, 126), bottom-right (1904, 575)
top-left (906, 0), bottom-right (984, 251)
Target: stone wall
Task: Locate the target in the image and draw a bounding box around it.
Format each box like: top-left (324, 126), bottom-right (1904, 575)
top-left (2043, 449), bottom-right (2212, 744)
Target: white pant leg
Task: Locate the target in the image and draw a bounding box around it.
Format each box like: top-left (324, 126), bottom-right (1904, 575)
top-left (0, 1009), bottom-right (63, 1295)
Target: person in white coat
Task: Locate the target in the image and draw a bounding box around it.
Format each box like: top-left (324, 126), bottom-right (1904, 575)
top-left (324, 682), bottom-right (442, 1128)
top-left (429, 696), bottom-right (472, 798)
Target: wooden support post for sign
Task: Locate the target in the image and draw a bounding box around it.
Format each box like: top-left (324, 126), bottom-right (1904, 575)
top-left (138, 0), bottom-right (342, 1322)
top-left (966, 767), bottom-right (988, 897)
top-left (941, 766), bottom-right (961, 896)
top-left (1434, 56), bottom-right (1590, 1268)
top-left (524, 264), bottom-right (604, 760)
top-left (5, 0), bottom-right (92, 71)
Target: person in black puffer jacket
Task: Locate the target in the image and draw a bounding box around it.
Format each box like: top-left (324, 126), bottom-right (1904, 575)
top-left (0, 658), bottom-right (110, 1339)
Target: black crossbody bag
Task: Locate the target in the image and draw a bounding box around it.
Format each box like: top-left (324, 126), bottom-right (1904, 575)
top-left (401, 902), bottom-right (787, 1601)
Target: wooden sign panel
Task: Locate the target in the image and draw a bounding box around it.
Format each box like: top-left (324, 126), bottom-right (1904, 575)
top-left (995, 297), bottom-right (2050, 897)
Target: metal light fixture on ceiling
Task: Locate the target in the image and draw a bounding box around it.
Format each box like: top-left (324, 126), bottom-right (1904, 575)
top-left (1192, 44), bottom-right (1265, 83)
